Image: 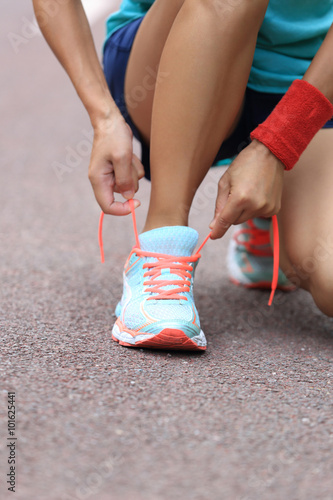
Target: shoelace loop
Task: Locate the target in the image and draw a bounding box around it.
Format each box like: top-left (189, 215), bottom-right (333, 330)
top-left (234, 219), bottom-right (273, 258)
top-left (98, 201), bottom-right (279, 306)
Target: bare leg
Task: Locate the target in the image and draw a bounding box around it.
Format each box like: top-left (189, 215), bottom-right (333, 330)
top-left (278, 129), bottom-right (333, 316)
top-left (125, 0), bottom-right (269, 231)
top-left (125, 0), bottom-right (185, 144)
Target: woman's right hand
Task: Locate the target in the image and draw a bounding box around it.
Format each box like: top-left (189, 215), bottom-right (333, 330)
top-left (88, 113), bottom-right (145, 215)
top-left (32, 0), bottom-right (145, 215)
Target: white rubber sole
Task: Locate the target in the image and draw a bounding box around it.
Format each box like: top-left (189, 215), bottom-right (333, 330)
top-left (112, 320), bottom-right (207, 350)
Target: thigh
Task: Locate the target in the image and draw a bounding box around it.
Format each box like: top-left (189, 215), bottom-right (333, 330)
top-left (124, 0), bottom-right (186, 143)
top-left (278, 128), bottom-right (333, 312)
top-left (124, 0), bottom-right (246, 149)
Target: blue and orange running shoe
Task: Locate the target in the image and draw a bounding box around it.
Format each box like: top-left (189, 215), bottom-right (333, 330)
top-left (98, 207), bottom-right (282, 350)
top-left (111, 220), bottom-right (208, 351)
top-left (227, 218), bottom-right (295, 291)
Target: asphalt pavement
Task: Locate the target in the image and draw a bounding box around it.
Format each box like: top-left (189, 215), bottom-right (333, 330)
top-left (1, 2), bottom-right (333, 499)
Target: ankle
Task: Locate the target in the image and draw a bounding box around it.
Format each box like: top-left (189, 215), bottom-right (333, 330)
top-left (143, 212), bottom-right (189, 233)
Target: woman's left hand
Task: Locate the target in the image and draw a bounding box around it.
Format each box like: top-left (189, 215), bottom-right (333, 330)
top-left (210, 139), bottom-right (285, 239)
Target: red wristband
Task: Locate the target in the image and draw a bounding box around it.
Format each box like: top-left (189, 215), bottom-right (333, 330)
top-left (250, 79), bottom-right (333, 170)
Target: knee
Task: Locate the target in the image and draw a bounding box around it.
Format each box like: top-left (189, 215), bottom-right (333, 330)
top-left (182, 0), bottom-right (223, 22)
top-left (183, 0), bottom-right (268, 21)
top-left (284, 256), bottom-right (333, 316)
top-left (309, 271), bottom-right (333, 317)
top-left (283, 237), bottom-right (333, 316)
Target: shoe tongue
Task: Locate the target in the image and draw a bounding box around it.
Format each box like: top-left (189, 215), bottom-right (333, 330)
top-left (139, 226), bottom-right (198, 256)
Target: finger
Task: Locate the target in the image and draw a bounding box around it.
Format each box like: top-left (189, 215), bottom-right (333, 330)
top-left (112, 148), bottom-right (136, 199)
top-left (132, 154), bottom-right (145, 180)
top-left (114, 164), bottom-right (139, 194)
top-left (131, 162), bottom-right (139, 193)
top-left (210, 199), bottom-right (244, 240)
top-left (114, 155), bottom-right (144, 194)
top-left (90, 172), bottom-right (140, 216)
top-left (97, 186), bottom-right (140, 215)
top-left (232, 210), bottom-right (256, 226)
top-left (104, 199), bottom-right (141, 216)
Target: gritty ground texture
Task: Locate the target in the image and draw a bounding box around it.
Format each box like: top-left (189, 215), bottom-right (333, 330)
top-left (1, 2), bottom-right (333, 500)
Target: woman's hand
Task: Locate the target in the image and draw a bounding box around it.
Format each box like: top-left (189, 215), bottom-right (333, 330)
top-left (33, 0), bottom-right (144, 216)
top-left (88, 113), bottom-right (145, 215)
top-left (210, 139), bottom-right (285, 239)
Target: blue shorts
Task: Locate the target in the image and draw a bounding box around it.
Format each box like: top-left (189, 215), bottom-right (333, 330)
top-left (103, 17), bottom-right (333, 180)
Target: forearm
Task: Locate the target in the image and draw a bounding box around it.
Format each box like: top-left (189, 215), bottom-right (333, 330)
top-left (303, 23), bottom-right (333, 103)
top-left (32, 0), bottom-right (117, 126)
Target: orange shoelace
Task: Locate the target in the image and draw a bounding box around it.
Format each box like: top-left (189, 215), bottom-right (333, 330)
top-left (234, 219), bottom-right (273, 258)
top-left (98, 201), bottom-right (279, 306)
top-left (140, 252), bottom-right (199, 300)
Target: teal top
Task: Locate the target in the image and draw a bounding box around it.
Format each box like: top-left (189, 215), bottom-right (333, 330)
top-left (249, 0), bottom-right (333, 93)
top-left (105, 0), bottom-right (153, 39)
top-left (105, 0), bottom-right (333, 93)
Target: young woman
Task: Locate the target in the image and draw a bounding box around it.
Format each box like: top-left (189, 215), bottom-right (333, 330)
top-left (33, 0), bottom-right (333, 350)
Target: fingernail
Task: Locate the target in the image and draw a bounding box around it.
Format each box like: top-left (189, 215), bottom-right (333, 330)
top-left (133, 200), bottom-right (140, 208)
top-left (123, 191), bottom-right (134, 199)
top-left (209, 218), bottom-right (216, 229)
